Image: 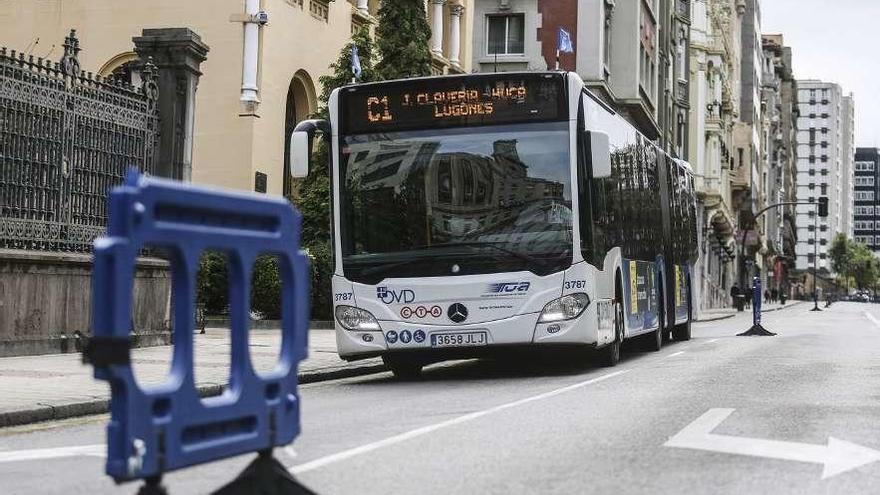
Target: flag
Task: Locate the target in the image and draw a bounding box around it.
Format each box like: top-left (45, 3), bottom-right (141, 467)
top-left (351, 45), bottom-right (362, 80)
top-left (557, 28), bottom-right (574, 54)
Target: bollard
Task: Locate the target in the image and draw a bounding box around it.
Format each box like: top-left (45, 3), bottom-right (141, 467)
top-left (737, 277), bottom-right (776, 336)
top-left (84, 171), bottom-right (314, 494)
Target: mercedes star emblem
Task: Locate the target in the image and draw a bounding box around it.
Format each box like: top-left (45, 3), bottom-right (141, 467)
top-left (447, 303), bottom-right (468, 323)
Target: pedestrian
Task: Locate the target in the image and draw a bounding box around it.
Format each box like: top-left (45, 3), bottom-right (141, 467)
top-left (771, 288), bottom-right (778, 303)
top-left (730, 283), bottom-right (741, 309)
top-left (764, 289), bottom-right (770, 304)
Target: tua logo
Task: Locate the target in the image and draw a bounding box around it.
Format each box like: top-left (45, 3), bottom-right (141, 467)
top-left (376, 286), bottom-right (416, 304)
top-left (487, 282), bottom-right (531, 294)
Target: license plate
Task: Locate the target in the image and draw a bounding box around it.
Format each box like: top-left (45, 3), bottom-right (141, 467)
top-left (430, 332), bottom-right (488, 348)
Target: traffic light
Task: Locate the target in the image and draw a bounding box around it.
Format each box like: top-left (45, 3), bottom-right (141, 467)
top-left (817, 196), bottom-right (829, 217)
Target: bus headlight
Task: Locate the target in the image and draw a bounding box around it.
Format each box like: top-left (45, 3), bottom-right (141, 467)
top-left (335, 305), bottom-right (381, 331)
top-left (538, 293), bottom-right (590, 323)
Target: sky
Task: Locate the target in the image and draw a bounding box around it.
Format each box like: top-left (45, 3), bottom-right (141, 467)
top-left (761, 0), bottom-right (879, 147)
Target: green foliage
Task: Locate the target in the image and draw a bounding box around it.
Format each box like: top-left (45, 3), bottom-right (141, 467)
top-left (196, 253), bottom-right (284, 319)
top-left (375, 0), bottom-right (433, 80)
top-left (828, 234), bottom-right (852, 276)
top-left (197, 252), bottom-right (229, 315)
top-left (317, 28), bottom-right (379, 113)
top-left (826, 235), bottom-right (880, 291)
top-left (292, 28), bottom-right (380, 320)
top-left (251, 255), bottom-right (283, 320)
top-left (850, 243), bottom-right (880, 290)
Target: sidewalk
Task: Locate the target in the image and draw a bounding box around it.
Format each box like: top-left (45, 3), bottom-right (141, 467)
top-left (0, 328), bottom-right (385, 428)
top-left (696, 300), bottom-right (804, 322)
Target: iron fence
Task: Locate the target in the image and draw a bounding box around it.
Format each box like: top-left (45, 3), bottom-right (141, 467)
top-left (0, 30), bottom-right (159, 252)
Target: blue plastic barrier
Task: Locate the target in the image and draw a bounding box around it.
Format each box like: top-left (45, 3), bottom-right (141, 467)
top-left (87, 171), bottom-right (309, 484)
top-left (737, 276), bottom-right (775, 336)
top-left (752, 277), bottom-right (762, 327)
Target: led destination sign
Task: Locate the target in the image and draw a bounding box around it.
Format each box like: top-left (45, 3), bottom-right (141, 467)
top-left (341, 74), bottom-right (567, 134)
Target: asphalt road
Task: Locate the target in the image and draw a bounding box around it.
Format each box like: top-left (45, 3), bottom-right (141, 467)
top-left (1, 302), bottom-right (879, 494)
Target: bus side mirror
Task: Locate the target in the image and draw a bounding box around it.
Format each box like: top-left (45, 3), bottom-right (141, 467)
top-left (290, 131), bottom-right (311, 179)
top-left (290, 119), bottom-right (331, 179)
top-left (590, 131), bottom-right (612, 179)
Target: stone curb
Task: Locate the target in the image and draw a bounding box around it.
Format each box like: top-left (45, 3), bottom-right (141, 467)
top-left (0, 363), bottom-right (387, 429)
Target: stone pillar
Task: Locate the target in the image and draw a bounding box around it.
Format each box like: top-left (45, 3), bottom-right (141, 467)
top-left (133, 28), bottom-right (209, 181)
top-left (431, 0), bottom-right (447, 56)
top-left (448, 4), bottom-right (464, 66)
top-left (357, 0), bottom-right (369, 15)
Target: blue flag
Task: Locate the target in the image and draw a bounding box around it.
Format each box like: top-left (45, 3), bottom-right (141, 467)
top-left (351, 45), bottom-right (362, 80)
top-left (557, 27), bottom-right (574, 54)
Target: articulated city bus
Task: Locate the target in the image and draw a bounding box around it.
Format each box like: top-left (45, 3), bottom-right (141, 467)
top-left (290, 71), bottom-right (698, 378)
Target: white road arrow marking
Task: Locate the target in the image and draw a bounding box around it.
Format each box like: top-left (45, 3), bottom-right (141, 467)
top-left (665, 408), bottom-right (880, 479)
top-left (0, 444), bottom-right (105, 464)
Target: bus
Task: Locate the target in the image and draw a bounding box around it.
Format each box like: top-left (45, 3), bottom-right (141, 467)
top-left (290, 71), bottom-right (698, 378)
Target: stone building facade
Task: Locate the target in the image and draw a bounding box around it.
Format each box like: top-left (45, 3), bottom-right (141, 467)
top-left (760, 34), bottom-right (798, 296)
top-left (688, 0), bottom-right (744, 311)
top-left (0, 0), bottom-right (474, 196)
top-left (470, 0), bottom-right (690, 155)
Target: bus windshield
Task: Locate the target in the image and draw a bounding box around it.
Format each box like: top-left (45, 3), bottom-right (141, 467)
top-left (339, 121), bottom-right (573, 284)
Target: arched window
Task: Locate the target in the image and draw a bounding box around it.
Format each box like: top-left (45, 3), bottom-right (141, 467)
top-left (283, 70), bottom-right (318, 196)
top-left (98, 52), bottom-right (141, 86)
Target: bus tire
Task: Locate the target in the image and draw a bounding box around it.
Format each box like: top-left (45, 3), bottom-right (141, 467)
top-left (643, 286), bottom-right (663, 352)
top-left (672, 279), bottom-right (692, 341)
top-left (383, 355), bottom-right (423, 380)
top-left (599, 292), bottom-right (624, 367)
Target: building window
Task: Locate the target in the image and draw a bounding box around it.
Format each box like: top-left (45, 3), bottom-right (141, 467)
top-left (603, 0), bottom-right (614, 77)
top-left (820, 183), bottom-right (828, 195)
top-left (820, 141), bottom-right (828, 149)
top-left (808, 238), bottom-right (815, 245)
top-left (808, 168), bottom-right (816, 175)
top-left (487, 14), bottom-right (525, 55)
top-left (808, 183), bottom-right (815, 190)
top-left (820, 253), bottom-right (827, 259)
top-left (820, 239), bottom-right (827, 246)
top-left (821, 156), bottom-right (829, 163)
top-left (820, 225), bottom-right (828, 232)
top-left (820, 168), bottom-right (828, 175)
top-left (807, 253), bottom-right (815, 263)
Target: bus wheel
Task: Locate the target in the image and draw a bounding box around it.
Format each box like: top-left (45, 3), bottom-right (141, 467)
top-left (383, 355), bottom-right (423, 380)
top-left (673, 281), bottom-right (693, 341)
top-left (599, 298), bottom-right (623, 367)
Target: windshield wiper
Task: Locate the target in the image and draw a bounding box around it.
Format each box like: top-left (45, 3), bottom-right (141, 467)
top-left (426, 242), bottom-right (551, 271)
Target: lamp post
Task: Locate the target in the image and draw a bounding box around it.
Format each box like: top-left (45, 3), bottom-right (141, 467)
top-left (811, 203), bottom-right (821, 311)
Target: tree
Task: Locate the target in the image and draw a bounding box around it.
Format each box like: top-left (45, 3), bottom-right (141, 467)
top-left (375, 0), bottom-right (433, 80)
top-left (850, 243), bottom-right (880, 291)
top-left (293, 28), bottom-right (378, 319)
top-left (828, 233), bottom-right (852, 277)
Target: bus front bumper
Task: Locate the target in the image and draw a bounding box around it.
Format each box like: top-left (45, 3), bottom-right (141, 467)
top-left (335, 304), bottom-right (610, 361)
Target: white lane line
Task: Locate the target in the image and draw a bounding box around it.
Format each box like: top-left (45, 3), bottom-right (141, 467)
top-left (707, 338), bottom-right (719, 344)
top-left (666, 351), bottom-right (685, 358)
top-left (863, 311), bottom-right (880, 329)
top-left (289, 369), bottom-right (631, 475)
top-left (0, 444), bottom-right (105, 464)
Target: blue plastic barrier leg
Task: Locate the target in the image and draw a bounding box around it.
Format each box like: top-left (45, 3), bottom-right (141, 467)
top-left (737, 277), bottom-right (776, 336)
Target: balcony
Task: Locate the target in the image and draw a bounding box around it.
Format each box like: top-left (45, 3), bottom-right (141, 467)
top-left (676, 78), bottom-right (689, 106)
top-left (676, 0), bottom-right (691, 22)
